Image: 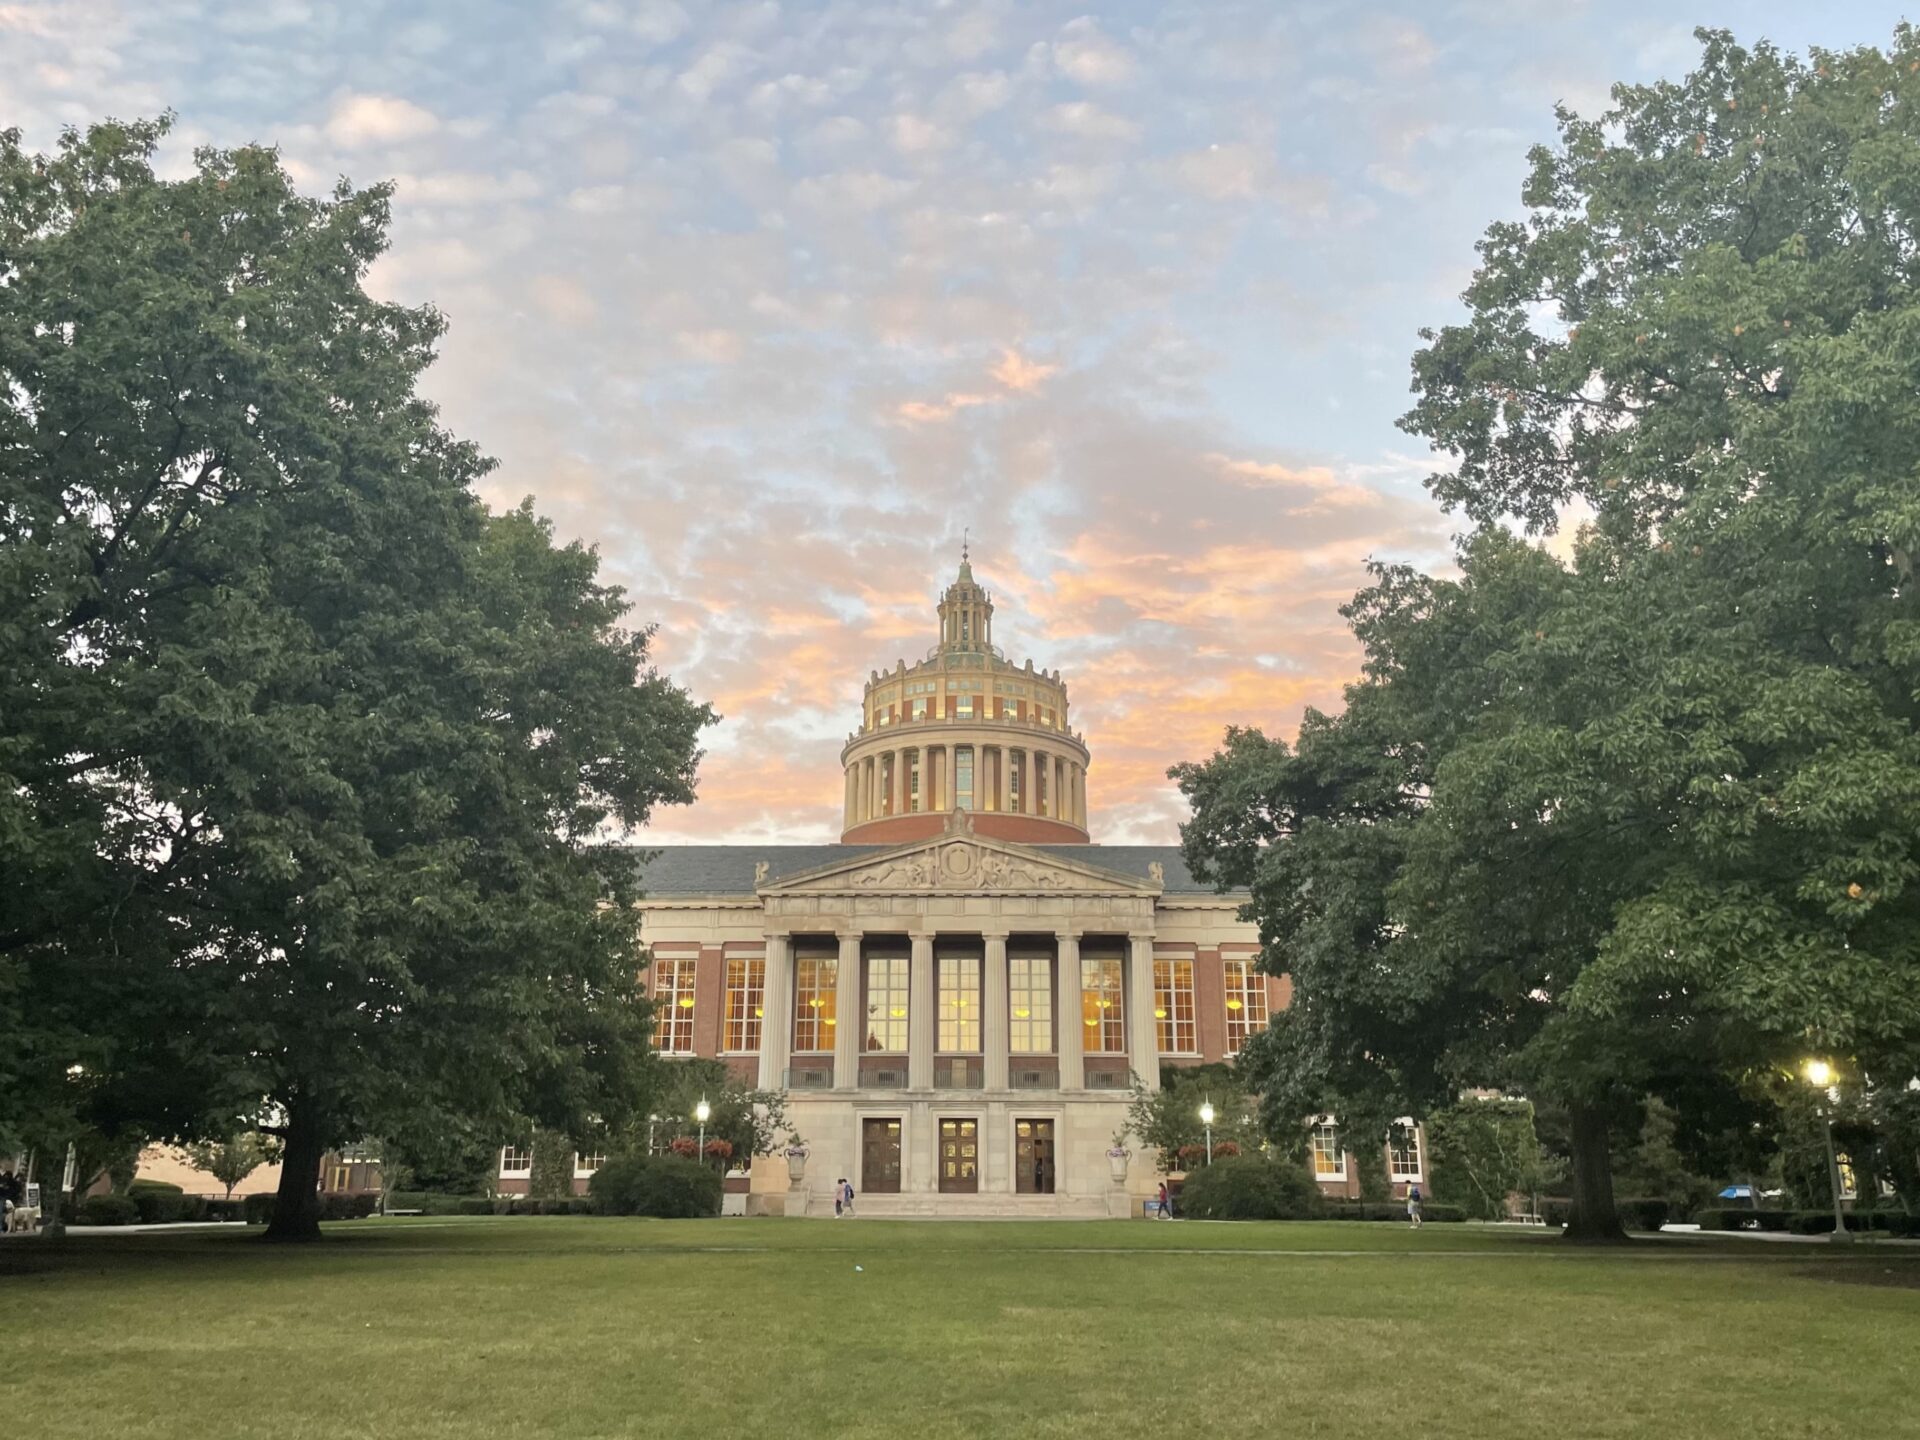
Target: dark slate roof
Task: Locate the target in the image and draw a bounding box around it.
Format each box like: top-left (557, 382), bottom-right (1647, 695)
top-left (624, 843), bottom-right (1231, 897)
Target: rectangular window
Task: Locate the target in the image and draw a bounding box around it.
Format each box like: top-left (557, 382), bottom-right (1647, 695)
top-left (654, 954), bottom-right (697, 1053)
top-left (881, 753), bottom-right (895, 816)
top-left (1311, 1122), bottom-right (1345, 1180)
top-left (1009, 756), bottom-right (1023, 813)
top-left (955, 747), bottom-right (974, 810)
top-left (911, 697), bottom-right (927, 720)
top-left (957, 696), bottom-right (974, 718)
top-left (1222, 957), bottom-right (1269, 1054)
top-left (573, 1152), bottom-right (606, 1178)
top-left (500, 1144), bottom-right (532, 1177)
top-left (1080, 955), bottom-right (1126, 1053)
top-left (792, 953), bottom-right (838, 1052)
top-left (865, 953), bottom-right (909, 1052)
top-left (908, 752), bottom-right (921, 812)
top-left (1388, 1121), bottom-right (1422, 1183)
top-left (1153, 957), bottom-right (1196, 1054)
top-left (938, 952), bottom-right (981, 1051)
top-left (724, 956), bottom-right (765, 1052)
top-left (1009, 953), bottom-right (1054, 1053)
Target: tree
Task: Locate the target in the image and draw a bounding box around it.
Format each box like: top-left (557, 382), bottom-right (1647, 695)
top-left (183, 1133), bottom-right (282, 1202)
top-left (1426, 1099), bottom-right (1558, 1222)
top-left (1179, 26), bottom-right (1920, 1242)
top-left (1124, 1063), bottom-right (1261, 1172)
top-left (1, 119), bottom-right (715, 1240)
top-left (637, 1057), bottom-right (799, 1168)
top-left (528, 1131), bottom-right (575, 1202)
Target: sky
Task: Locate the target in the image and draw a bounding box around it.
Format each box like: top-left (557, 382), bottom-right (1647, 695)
top-left (3, 1), bottom-right (1908, 844)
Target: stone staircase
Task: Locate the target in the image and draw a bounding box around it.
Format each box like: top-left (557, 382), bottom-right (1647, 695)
top-left (816, 1192), bottom-right (1119, 1220)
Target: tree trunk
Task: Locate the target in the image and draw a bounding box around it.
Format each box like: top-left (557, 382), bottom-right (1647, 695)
top-left (264, 1105), bottom-right (325, 1242)
top-left (1564, 1102), bottom-right (1626, 1243)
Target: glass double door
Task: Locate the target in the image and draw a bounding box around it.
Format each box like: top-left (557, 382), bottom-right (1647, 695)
top-left (1014, 1118), bottom-right (1055, 1194)
top-left (939, 1118), bottom-right (978, 1193)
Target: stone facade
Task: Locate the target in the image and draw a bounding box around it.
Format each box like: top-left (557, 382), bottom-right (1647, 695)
top-left (493, 556), bottom-right (1423, 1215)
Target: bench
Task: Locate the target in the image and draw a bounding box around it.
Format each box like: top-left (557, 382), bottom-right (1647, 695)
top-left (383, 1208), bottom-right (424, 1217)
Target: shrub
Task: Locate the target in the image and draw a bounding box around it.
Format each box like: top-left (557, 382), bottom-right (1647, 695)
top-left (126, 1179), bottom-right (184, 1197)
top-left (588, 1155), bottom-right (723, 1218)
top-left (128, 1190), bottom-right (210, 1224)
top-left (1175, 1156), bottom-right (1324, 1221)
top-left (568, 1197), bottom-right (595, 1215)
top-left (203, 1198), bottom-right (244, 1223)
top-left (457, 1198), bottom-right (494, 1216)
top-left (1787, 1211), bottom-right (1888, 1235)
top-left (317, 1192), bottom-right (377, 1221)
top-left (1691, 1207), bottom-right (1791, 1232)
top-left (243, 1193), bottom-right (277, 1225)
top-left (1886, 1212), bottom-right (1920, 1238)
top-left (75, 1194), bottom-right (140, 1226)
top-left (1542, 1197), bottom-right (1671, 1230)
top-left (1323, 1200), bottom-right (1466, 1223)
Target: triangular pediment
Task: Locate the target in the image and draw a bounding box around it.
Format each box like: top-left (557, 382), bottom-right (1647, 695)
top-left (762, 818), bottom-right (1159, 898)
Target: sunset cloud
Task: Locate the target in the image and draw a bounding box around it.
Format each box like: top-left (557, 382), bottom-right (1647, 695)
top-left (2, 0), bottom-right (1870, 845)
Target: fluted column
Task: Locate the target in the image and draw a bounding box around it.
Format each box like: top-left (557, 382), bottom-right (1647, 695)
top-left (1074, 765), bottom-right (1085, 827)
top-left (843, 768), bottom-right (856, 830)
top-left (1128, 932), bottom-right (1160, 1091)
top-left (984, 933), bottom-right (1010, 1090)
top-left (758, 933), bottom-right (792, 1090)
top-left (908, 933), bottom-right (935, 1090)
top-left (1056, 932), bottom-right (1084, 1089)
top-left (834, 933), bottom-right (860, 1088)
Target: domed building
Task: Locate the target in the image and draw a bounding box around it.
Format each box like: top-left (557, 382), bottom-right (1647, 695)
top-left (492, 554), bottom-right (1425, 1215)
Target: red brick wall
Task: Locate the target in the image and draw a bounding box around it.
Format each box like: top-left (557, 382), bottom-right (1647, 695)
top-left (840, 812), bottom-right (1088, 844)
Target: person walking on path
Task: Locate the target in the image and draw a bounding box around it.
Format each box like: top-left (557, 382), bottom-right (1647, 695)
top-left (841, 1178), bottom-right (856, 1217)
top-left (1157, 1180), bottom-right (1173, 1220)
top-left (1406, 1184), bottom-right (1423, 1228)
top-left (834, 1179), bottom-right (844, 1218)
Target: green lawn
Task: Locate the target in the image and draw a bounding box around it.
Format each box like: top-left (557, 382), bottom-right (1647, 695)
top-left (7, 1218), bottom-right (1918, 1438)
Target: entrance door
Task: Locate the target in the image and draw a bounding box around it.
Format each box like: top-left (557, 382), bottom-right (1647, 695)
top-left (1014, 1118), bottom-right (1055, 1194)
top-left (939, 1118), bottom-right (979, 1193)
top-left (861, 1118), bottom-right (902, 1194)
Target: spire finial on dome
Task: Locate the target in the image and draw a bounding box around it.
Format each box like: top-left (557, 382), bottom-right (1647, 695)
top-left (958, 528), bottom-right (973, 581)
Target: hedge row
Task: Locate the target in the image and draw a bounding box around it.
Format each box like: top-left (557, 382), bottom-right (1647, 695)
top-left (1691, 1207), bottom-right (1793, 1232)
top-left (1786, 1210), bottom-right (1920, 1236)
top-left (1324, 1200), bottom-right (1467, 1224)
top-left (1539, 1198), bottom-right (1670, 1231)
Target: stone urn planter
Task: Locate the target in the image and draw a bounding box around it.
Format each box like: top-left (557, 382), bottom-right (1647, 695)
top-left (785, 1148), bottom-right (809, 1186)
top-left (1106, 1149), bottom-right (1131, 1186)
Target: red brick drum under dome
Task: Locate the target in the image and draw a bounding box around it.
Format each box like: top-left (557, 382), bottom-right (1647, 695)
top-left (498, 553), bottom-right (1423, 1217)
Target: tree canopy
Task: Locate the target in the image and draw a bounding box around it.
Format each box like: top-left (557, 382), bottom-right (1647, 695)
top-left (1176, 28), bottom-right (1920, 1238)
top-left (1, 118), bottom-right (714, 1237)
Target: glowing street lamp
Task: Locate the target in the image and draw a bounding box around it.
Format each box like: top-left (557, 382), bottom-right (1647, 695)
top-left (695, 1097), bottom-right (712, 1169)
top-left (1802, 1060), bottom-right (1852, 1246)
top-left (1199, 1100), bottom-right (1216, 1166)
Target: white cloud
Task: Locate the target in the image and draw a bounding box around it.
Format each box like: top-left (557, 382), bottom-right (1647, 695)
top-left (1040, 100), bottom-right (1138, 142)
top-left (324, 92), bottom-right (440, 147)
top-left (1051, 16), bottom-right (1135, 87)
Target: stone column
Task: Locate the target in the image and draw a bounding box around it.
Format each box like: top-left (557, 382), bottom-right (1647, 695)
top-left (1074, 765), bottom-right (1085, 827)
top-left (757, 933), bottom-right (792, 1090)
top-left (834, 933), bottom-right (860, 1088)
top-left (1054, 756), bottom-right (1066, 824)
top-left (1033, 749), bottom-right (1049, 817)
top-left (908, 932), bottom-right (935, 1090)
top-left (928, 745), bottom-right (943, 812)
top-left (1128, 932), bottom-right (1160, 1091)
top-left (983, 932), bottom-right (1010, 1091)
top-left (1056, 933), bottom-right (1084, 1090)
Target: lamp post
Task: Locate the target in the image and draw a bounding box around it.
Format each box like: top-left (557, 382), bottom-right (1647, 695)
top-left (1803, 1061), bottom-right (1852, 1247)
top-left (695, 1098), bottom-right (711, 1170)
top-left (1199, 1100), bottom-right (1215, 1166)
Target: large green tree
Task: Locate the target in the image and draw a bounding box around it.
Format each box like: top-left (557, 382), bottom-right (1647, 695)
top-left (1179, 28), bottom-right (1920, 1239)
top-left (1, 118), bottom-right (714, 1239)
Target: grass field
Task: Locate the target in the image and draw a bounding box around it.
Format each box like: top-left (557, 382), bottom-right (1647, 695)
top-left (7, 1217), bottom-right (1918, 1438)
